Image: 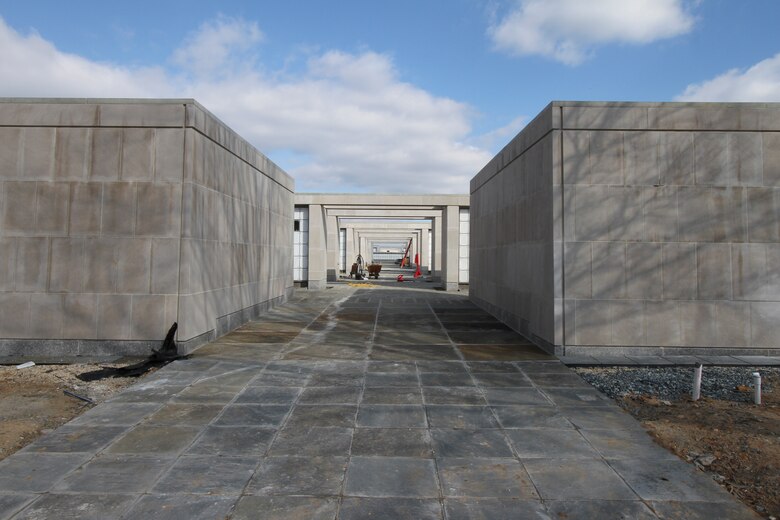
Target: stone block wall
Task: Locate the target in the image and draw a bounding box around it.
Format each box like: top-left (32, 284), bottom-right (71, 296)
top-left (470, 107), bottom-right (557, 348)
top-left (471, 102), bottom-right (780, 356)
top-left (0, 99), bottom-right (294, 358)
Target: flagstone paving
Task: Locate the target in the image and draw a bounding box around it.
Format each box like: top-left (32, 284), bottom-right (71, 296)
top-left (0, 286), bottom-right (759, 519)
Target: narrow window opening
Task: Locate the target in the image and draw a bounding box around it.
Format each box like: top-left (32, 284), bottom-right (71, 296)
top-left (294, 220), bottom-right (301, 231)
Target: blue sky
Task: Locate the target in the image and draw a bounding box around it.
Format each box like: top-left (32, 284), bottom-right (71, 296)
top-left (1, 1), bottom-right (779, 193)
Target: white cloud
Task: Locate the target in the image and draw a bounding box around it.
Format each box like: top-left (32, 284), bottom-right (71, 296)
top-left (171, 16), bottom-right (263, 78)
top-left (676, 52), bottom-right (780, 102)
top-left (0, 16), bottom-right (492, 193)
top-left (490, 0), bottom-right (694, 65)
top-left (0, 17), bottom-right (170, 97)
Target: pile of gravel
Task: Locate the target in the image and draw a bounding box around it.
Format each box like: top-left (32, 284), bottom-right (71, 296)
top-left (574, 366), bottom-right (778, 402)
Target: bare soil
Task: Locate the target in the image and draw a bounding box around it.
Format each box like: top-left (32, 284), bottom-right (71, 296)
top-left (0, 363), bottom-right (147, 461)
top-left (617, 372), bottom-right (780, 519)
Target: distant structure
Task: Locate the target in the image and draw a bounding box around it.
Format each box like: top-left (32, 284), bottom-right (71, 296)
top-left (470, 101), bottom-right (780, 356)
top-left (293, 194), bottom-right (469, 291)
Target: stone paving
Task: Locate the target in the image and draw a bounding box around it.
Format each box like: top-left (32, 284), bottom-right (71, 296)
top-left (0, 286), bottom-right (759, 519)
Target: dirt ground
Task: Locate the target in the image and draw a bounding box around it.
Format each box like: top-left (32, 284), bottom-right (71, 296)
top-left (618, 372), bottom-right (780, 519)
top-left (0, 363), bottom-right (147, 461)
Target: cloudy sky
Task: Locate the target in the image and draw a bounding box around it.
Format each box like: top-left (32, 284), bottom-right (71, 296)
top-left (1, 1), bottom-right (779, 193)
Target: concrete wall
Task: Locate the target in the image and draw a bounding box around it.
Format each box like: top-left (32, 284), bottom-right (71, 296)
top-left (0, 99), bottom-right (294, 359)
top-left (470, 107), bottom-right (556, 348)
top-left (471, 102), bottom-right (780, 356)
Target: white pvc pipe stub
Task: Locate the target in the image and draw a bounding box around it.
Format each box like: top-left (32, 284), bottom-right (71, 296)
top-left (752, 372), bottom-right (762, 405)
top-left (692, 363), bottom-right (703, 401)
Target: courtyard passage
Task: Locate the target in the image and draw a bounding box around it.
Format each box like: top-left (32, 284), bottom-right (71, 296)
top-left (0, 286), bottom-right (757, 519)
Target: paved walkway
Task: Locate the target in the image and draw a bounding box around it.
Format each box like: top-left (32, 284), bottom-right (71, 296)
top-left (0, 287), bottom-right (759, 519)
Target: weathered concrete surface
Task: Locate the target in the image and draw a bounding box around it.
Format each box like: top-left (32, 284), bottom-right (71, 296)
top-left (0, 98), bottom-right (294, 358)
top-left (470, 101), bottom-right (780, 356)
top-left (0, 287), bottom-right (756, 519)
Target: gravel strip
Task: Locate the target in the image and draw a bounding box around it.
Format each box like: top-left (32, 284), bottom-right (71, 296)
top-left (574, 366), bottom-right (779, 402)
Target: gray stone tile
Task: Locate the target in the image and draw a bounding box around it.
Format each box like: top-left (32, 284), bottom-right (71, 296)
top-left (199, 367), bottom-right (262, 387)
top-left (298, 386), bottom-right (361, 404)
top-left (444, 498), bottom-right (550, 520)
top-left (370, 344), bottom-right (460, 361)
top-left (438, 458), bottom-right (538, 498)
top-left (559, 406), bottom-right (645, 431)
top-left (420, 372), bottom-right (475, 386)
top-left (235, 386), bottom-right (301, 404)
top-left (232, 496), bottom-right (338, 520)
top-left (171, 384), bottom-right (237, 404)
top-left (472, 372), bottom-right (533, 387)
top-left (285, 405), bottom-right (358, 428)
top-left (251, 370), bottom-right (310, 387)
top-left (649, 500), bottom-right (759, 519)
top-left (186, 426), bottom-right (275, 456)
top-left (143, 403), bottom-right (223, 426)
top-left (524, 372), bottom-right (591, 388)
top-left (362, 386), bottom-right (423, 404)
top-left (0, 453), bottom-right (89, 492)
top-left (269, 427), bottom-right (353, 456)
top-left (357, 405), bottom-right (427, 428)
top-left (579, 429), bottom-right (678, 460)
top-left (515, 361), bottom-right (572, 374)
top-left (491, 406), bottom-right (574, 429)
top-left (545, 500), bottom-right (658, 520)
top-left (345, 456), bottom-right (439, 498)
top-left (153, 455), bottom-right (256, 494)
top-left (364, 372), bottom-right (420, 386)
top-left (13, 493), bottom-right (137, 520)
top-left (22, 425), bottom-right (127, 454)
top-left (339, 498), bottom-right (443, 519)
top-left (108, 382), bottom-right (188, 403)
top-left (422, 386), bottom-right (487, 405)
top-left (68, 402), bottom-right (161, 426)
top-left (0, 494), bottom-right (35, 520)
top-left (482, 387), bottom-right (552, 406)
top-left (105, 425), bottom-right (200, 455)
top-left (609, 459), bottom-right (735, 502)
top-left (247, 456), bottom-right (347, 496)
top-left (541, 388), bottom-right (612, 407)
top-left (416, 361), bottom-right (469, 374)
top-left (123, 495), bottom-right (237, 520)
top-left (351, 428), bottom-right (433, 457)
top-left (425, 405), bottom-right (499, 429)
top-left (54, 455), bottom-right (171, 493)
top-left (374, 331), bottom-right (451, 345)
top-left (307, 371), bottom-right (365, 386)
top-left (214, 404), bottom-right (291, 427)
top-left (523, 459), bottom-right (637, 500)
top-left (506, 429), bottom-right (600, 459)
top-left (366, 361), bottom-right (417, 373)
top-left (467, 362), bottom-right (522, 373)
top-left (431, 429), bottom-right (513, 458)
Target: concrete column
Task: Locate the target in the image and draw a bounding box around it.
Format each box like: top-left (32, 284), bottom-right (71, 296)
top-left (421, 227), bottom-right (430, 272)
top-left (307, 204), bottom-right (327, 290)
top-left (433, 216), bottom-right (443, 280)
top-left (442, 205), bottom-right (460, 291)
top-left (345, 228), bottom-right (355, 272)
top-left (325, 215), bottom-right (338, 281)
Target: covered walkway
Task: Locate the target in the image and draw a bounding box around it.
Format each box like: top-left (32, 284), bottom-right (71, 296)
top-left (0, 287), bottom-right (756, 519)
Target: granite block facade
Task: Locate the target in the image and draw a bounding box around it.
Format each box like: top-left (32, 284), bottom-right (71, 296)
top-left (0, 99), bottom-right (294, 358)
top-left (470, 102), bottom-right (780, 356)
